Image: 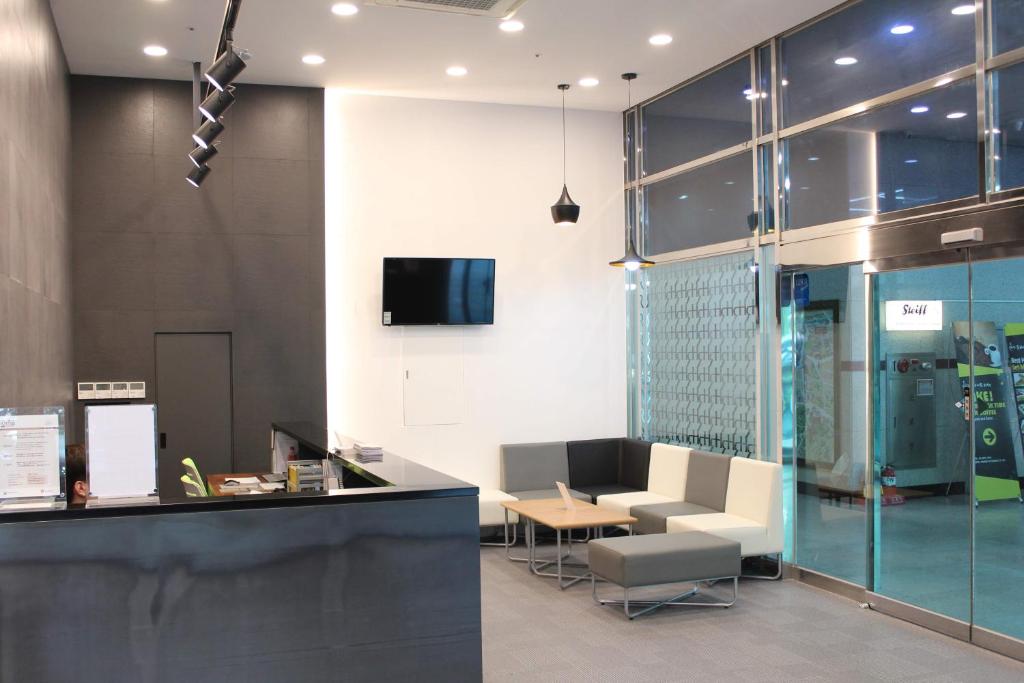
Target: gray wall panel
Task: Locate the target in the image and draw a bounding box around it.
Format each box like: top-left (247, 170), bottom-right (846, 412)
top-left (70, 76), bottom-right (327, 478)
top-left (0, 0), bottom-right (73, 422)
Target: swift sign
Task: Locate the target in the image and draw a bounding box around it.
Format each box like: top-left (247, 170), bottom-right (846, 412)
top-left (885, 300), bottom-right (943, 331)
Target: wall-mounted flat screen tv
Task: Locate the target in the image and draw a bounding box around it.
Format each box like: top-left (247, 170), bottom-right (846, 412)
top-left (382, 257), bottom-right (495, 326)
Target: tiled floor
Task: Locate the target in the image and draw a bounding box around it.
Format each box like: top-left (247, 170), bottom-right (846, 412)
top-left (480, 544), bottom-right (1024, 682)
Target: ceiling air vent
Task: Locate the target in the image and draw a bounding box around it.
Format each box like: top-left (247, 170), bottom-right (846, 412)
top-left (368, 0), bottom-right (528, 18)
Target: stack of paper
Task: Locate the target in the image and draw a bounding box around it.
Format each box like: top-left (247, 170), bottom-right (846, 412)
top-left (354, 442), bottom-right (383, 463)
top-left (220, 476), bottom-right (262, 493)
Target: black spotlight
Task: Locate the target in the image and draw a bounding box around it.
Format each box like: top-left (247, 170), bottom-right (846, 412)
top-left (205, 49), bottom-right (246, 91)
top-left (192, 119), bottom-right (224, 149)
top-left (186, 164), bottom-right (211, 188)
top-left (188, 144), bottom-right (219, 168)
top-left (198, 87), bottom-right (235, 122)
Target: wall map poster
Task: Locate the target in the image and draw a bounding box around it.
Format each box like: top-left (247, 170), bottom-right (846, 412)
top-left (953, 321), bottom-right (1020, 501)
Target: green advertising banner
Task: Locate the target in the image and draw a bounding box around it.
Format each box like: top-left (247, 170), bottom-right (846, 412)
top-left (953, 321), bottom-right (1020, 501)
top-left (1005, 323), bottom-right (1024, 463)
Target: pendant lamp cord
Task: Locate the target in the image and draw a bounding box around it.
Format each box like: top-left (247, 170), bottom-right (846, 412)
top-left (561, 89), bottom-right (567, 185)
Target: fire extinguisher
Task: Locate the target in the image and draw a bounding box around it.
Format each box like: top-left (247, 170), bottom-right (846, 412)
top-left (882, 464), bottom-right (897, 488)
top-left (881, 463), bottom-right (905, 505)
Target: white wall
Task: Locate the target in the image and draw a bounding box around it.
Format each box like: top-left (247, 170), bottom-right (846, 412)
top-left (325, 92), bottom-right (626, 488)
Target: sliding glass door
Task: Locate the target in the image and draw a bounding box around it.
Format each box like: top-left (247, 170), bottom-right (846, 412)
top-left (871, 261), bottom-right (972, 623)
top-left (786, 247), bottom-right (1024, 648)
top-left (970, 255), bottom-right (1024, 643)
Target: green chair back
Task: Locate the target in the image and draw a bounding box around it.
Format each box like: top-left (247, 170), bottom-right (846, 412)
top-left (180, 474), bottom-right (206, 498)
top-left (182, 457), bottom-right (208, 496)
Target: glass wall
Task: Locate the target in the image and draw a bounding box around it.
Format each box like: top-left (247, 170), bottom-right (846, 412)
top-left (785, 78), bottom-right (978, 229)
top-left (993, 62), bottom-right (1024, 192)
top-left (638, 251), bottom-right (757, 456)
top-left (786, 266), bottom-right (869, 586)
top-left (641, 56), bottom-right (752, 176)
top-left (779, 0), bottom-right (975, 127)
top-left (644, 154), bottom-right (755, 254)
top-left (624, 0), bottom-right (1024, 657)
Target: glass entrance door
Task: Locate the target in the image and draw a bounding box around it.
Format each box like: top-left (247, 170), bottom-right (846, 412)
top-left (784, 243), bottom-right (1024, 651)
top-left (871, 261), bottom-right (972, 623)
top-left (969, 255), bottom-right (1024, 643)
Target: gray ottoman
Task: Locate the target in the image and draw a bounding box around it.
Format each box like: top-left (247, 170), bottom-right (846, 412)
top-left (588, 531), bottom-right (740, 619)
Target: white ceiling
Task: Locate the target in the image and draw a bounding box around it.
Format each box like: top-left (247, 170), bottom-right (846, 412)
top-left (50, 0), bottom-right (842, 112)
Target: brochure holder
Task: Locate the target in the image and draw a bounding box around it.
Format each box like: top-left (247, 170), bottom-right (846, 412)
top-left (0, 407), bottom-right (65, 511)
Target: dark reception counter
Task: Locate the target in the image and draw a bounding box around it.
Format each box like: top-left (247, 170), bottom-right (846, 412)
top-left (0, 423), bottom-right (482, 682)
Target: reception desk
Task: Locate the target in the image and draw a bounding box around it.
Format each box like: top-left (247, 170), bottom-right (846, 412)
top-left (0, 424), bottom-right (481, 683)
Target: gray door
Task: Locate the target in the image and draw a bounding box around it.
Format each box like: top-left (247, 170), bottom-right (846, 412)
top-left (155, 333), bottom-right (233, 498)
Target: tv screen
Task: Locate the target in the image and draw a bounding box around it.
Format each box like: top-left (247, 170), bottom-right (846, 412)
top-left (382, 257), bottom-right (495, 326)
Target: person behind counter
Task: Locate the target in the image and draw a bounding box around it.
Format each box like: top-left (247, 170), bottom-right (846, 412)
top-left (65, 444), bottom-right (89, 507)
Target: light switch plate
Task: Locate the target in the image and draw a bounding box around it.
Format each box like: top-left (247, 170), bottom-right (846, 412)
top-left (93, 383), bottom-right (112, 400)
top-left (77, 382), bottom-right (96, 400)
top-left (110, 382), bottom-right (130, 399)
top-left (128, 382), bottom-right (146, 399)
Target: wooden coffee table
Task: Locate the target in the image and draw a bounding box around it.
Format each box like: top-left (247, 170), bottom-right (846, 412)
top-left (501, 498), bottom-right (637, 589)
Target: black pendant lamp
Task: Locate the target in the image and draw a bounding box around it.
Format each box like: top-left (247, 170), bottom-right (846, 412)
top-left (610, 73), bottom-right (654, 270)
top-left (551, 83), bottom-right (581, 225)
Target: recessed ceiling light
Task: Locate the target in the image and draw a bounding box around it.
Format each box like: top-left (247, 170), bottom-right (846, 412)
top-left (951, 4), bottom-right (976, 15)
top-left (910, 105), bottom-right (929, 113)
top-left (946, 111), bottom-right (967, 119)
top-left (143, 45), bottom-right (168, 57)
top-left (725, 180), bottom-right (735, 185)
top-left (649, 34), bottom-right (673, 46)
top-left (302, 54), bottom-right (325, 65)
top-left (499, 19), bottom-right (524, 32)
top-left (808, 156), bottom-right (820, 161)
top-left (890, 24), bottom-right (914, 34)
top-left (905, 159), bottom-right (919, 164)
top-left (331, 3), bottom-right (359, 16)
top-left (678, 194), bottom-right (688, 200)
top-left (781, 79), bottom-right (789, 86)
top-left (834, 56), bottom-right (858, 66)
top-left (446, 65), bottom-right (468, 77)
top-left (578, 77), bottom-right (599, 87)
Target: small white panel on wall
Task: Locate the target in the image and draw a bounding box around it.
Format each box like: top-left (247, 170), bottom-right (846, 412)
top-left (402, 334), bottom-right (465, 426)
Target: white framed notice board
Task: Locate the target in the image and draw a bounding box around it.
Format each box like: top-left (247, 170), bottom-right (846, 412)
top-left (0, 407), bottom-right (65, 499)
top-left (85, 404), bottom-right (159, 498)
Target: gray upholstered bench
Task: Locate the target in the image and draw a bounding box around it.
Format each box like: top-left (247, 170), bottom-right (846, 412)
top-left (588, 531), bottom-right (741, 619)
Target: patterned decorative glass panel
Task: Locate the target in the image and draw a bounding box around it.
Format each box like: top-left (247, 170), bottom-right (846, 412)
top-left (639, 251), bottom-right (757, 456)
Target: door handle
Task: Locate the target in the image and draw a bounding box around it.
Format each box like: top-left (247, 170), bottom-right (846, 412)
top-left (160, 433), bottom-right (167, 449)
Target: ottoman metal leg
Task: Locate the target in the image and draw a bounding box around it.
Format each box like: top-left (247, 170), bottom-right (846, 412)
top-left (591, 574), bottom-right (738, 620)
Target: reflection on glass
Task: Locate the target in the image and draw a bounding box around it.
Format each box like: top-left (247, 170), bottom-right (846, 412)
top-left (993, 62), bottom-right (1024, 192)
top-left (644, 153), bottom-right (753, 254)
top-left (992, 0), bottom-right (1024, 55)
top-left (780, 0), bottom-right (974, 126)
top-left (785, 78), bottom-right (977, 230)
top-left (872, 263), bottom-right (971, 622)
top-left (789, 266), bottom-right (868, 586)
top-left (971, 256), bottom-right (1024, 642)
top-left (757, 44), bottom-right (773, 135)
top-left (642, 57), bottom-right (752, 175)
